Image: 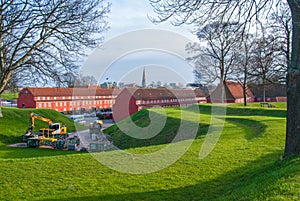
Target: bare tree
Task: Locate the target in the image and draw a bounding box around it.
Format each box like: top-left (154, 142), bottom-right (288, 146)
top-left (74, 74), bottom-right (98, 88)
top-left (188, 22), bottom-right (241, 85)
top-left (249, 36), bottom-right (279, 102)
top-left (234, 34), bottom-right (254, 106)
top-left (0, 0), bottom-right (110, 117)
top-left (60, 72), bottom-right (77, 88)
top-left (0, 0), bottom-right (110, 93)
top-left (150, 0), bottom-right (300, 157)
top-left (268, 1), bottom-right (292, 82)
top-left (150, 0), bottom-right (276, 27)
top-left (4, 71), bottom-right (19, 93)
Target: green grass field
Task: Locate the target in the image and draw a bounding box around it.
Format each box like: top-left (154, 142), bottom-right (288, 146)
top-left (1, 91), bottom-right (18, 100)
top-left (0, 103), bottom-right (299, 201)
top-left (0, 107), bottom-right (85, 159)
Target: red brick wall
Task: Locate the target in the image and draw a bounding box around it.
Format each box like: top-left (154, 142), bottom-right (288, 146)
top-left (113, 89), bottom-right (138, 122)
top-left (17, 89), bottom-right (36, 108)
top-left (17, 88), bottom-right (116, 112)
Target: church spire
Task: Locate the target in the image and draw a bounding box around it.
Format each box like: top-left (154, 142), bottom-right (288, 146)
top-left (142, 67), bottom-right (146, 88)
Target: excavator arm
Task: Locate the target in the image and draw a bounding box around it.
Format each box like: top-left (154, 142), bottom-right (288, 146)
top-left (25, 112), bottom-right (53, 135)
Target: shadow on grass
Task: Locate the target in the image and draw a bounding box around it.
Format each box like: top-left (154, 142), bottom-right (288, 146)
top-left (0, 108), bottom-right (204, 159)
top-left (0, 133), bottom-right (20, 145)
top-left (42, 152), bottom-right (300, 201)
top-left (105, 110), bottom-right (208, 150)
top-left (105, 105), bottom-right (277, 150)
top-left (0, 145), bottom-right (84, 159)
top-left (226, 118), bottom-right (267, 141)
top-left (189, 104), bottom-right (286, 118)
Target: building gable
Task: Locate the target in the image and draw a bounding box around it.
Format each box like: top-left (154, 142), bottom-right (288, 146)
top-left (210, 81), bottom-right (254, 103)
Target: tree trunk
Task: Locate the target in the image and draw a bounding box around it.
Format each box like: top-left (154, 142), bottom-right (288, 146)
top-left (220, 59), bottom-right (225, 103)
top-left (243, 40), bottom-right (249, 107)
top-left (0, 71), bottom-right (12, 118)
top-left (0, 93), bottom-right (2, 118)
top-left (0, 70), bottom-right (12, 94)
top-left (243, 82), bottom-right (247, 106)
top-left (284, 0), bottom-right (300, 157)
top-left (243, 66), bottom-right (248, 106)
top-left (263, 78), bottom-right (266, 102)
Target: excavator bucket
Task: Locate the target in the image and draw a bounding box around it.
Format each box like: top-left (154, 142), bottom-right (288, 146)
top-left (24, 126), bottom-right (33, 136)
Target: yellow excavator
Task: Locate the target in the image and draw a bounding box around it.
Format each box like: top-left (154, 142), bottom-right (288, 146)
top-left (22, 112), bottom-right (67, 142)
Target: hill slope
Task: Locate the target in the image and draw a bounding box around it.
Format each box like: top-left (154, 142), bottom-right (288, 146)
top-left (0, 104), bottom-right (299, 200)
top-left (0, 107), bottom-right (85, 158)
top-left (104, 107), bottom-right (209, 149)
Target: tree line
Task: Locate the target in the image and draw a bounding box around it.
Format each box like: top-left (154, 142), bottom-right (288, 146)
top-left (149, 0), bottom-right (300, 157)
top-left (187, 2), bottom-right (291, 106)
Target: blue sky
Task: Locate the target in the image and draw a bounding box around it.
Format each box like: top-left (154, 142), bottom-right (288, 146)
top-left (82, 0), bottom-right (198, 86)
top-left (105, 0), bottom-right (196, 40)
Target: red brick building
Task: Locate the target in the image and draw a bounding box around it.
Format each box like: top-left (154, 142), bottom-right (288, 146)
top-left (209, 81), bottom-right (254, 103)
top-left (17, 87), bottom-right (121, 112)
top-left (113, 88), bottom-right (207, 121)
top-left (248, 84), bottom-right (287, 102)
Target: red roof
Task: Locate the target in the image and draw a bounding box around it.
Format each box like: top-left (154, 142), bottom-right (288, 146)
top-left (226, 81), bottom-right (254, 99)
top-left (121, 88), bottom-right (206, 100)
top-left (21, 87), bottom-right (121, 97)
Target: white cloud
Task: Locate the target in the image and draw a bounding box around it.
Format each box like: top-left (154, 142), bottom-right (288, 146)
top-left (81, 0), bottom-right (198, 85)
top-left (105, 0), bottom-right (197, 40)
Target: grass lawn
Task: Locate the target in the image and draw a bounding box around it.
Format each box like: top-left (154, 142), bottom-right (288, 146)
top-left (1, 92), bottom-right (19, 100)
top-left (0, 103), bottom-right (299, 200)
top-left (0, 107), bottom-right (86, 158)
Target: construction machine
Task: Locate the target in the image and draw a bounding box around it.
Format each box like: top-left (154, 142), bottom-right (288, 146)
top-left (26, 128), bottom-right (58, 148)
top-left (22, 112), bottom-right (80, 150)
top-left (22, 112), bottom-right (67, 142)
top-left (26, 130), bottom-right (80, 150)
